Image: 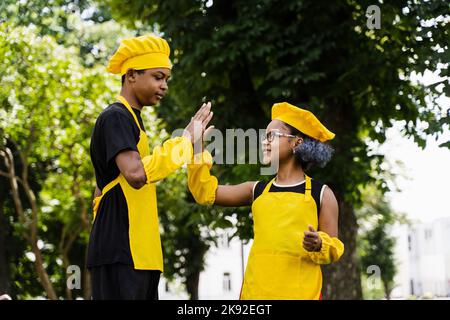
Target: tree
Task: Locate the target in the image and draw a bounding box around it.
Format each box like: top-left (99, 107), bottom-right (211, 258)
top-left (356, 184), bottom-right (408, 299)
top-left (104, 0), bottom-right (449, 299)
top-left (0, 22), bottom-right (118, 299)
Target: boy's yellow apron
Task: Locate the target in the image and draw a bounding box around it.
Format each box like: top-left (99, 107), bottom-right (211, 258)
top-left (241, 175), bottom-right (322, 299)
top-left (92, 95), bottom-right (163, 271)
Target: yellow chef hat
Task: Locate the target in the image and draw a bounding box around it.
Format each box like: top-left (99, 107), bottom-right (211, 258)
top-left (272, 102), bottom-right (335, 142)
top-left (107, 34), bottom-right (172, 75)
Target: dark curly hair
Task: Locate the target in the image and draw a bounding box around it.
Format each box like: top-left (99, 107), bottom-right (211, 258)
top-left (283, 123), bottom-right (334, 169)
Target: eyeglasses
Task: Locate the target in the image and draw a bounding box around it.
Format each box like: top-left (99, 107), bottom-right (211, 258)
top-left (263, 130), bottom-right (297, 143)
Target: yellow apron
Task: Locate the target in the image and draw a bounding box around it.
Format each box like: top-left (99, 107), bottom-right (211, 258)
top-left (241, 175), bottom-right (322, 300)
top-left (92, 95), bottom-right (163, 271)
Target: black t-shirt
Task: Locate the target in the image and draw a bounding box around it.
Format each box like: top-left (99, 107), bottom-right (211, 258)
top-left (90, 102), bottom-right (145, 190)
top-left (87, 102), bottom-right (146, 267)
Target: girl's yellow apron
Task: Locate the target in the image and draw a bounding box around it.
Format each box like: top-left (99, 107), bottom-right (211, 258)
top-left (241, 175), bottom-right (322, 299)
top-left (92, 96), bottom-right (163, 271)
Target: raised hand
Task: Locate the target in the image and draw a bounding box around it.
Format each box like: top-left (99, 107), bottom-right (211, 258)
top-left (183, 102), bottom-right (213, 142)
top-left (183, 102), bottom-right (213, 152)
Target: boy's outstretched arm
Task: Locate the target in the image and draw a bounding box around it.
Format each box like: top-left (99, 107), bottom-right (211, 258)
top-left (114, 102), bottom-right (213, 190)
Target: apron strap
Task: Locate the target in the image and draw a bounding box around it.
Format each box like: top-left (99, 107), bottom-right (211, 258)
top-left (262, 177), bottom-right (276, 194)
top-left (265, 175), bottom-right (312, 201)
top-left (93, 176), bottom-right (121, 221)
top-left (117, 95), bottom-right (144, 132)
top-left (101, 176), bottom-right (121, 195)
top-left (304, 174), bottom-right (312, 202)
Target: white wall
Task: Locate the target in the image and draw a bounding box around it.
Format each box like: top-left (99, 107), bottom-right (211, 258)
top-left (393, 217), bottom-right (450, 298)
top-left (198, 233), bottom-right (252, 300)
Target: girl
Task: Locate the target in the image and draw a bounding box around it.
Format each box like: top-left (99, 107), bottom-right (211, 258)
top-left (188, 102), bottom-right (344, 300)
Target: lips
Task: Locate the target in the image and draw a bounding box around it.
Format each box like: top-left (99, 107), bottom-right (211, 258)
top-left (155, 93), bottom-right (164, 100)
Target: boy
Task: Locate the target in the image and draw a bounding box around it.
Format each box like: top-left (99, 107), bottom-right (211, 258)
top-left (87, 35), bottom-right (212, 300)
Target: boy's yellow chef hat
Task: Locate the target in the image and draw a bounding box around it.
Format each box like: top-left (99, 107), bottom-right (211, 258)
top-left (272, 102), bottom-right (335, 142)
top-left (107, 34), bottom-right (171, 75)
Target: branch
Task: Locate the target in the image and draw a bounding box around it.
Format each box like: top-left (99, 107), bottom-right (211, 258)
top-left (0, 170), bottom-right (24, 185)
top-left (0, 147), bottom-right (28, 229)
top-left (0, 170), bottom-right (12, 179)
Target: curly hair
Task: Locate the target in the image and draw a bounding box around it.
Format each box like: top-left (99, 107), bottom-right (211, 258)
top-left (284, 123), bottom-right (334, 169)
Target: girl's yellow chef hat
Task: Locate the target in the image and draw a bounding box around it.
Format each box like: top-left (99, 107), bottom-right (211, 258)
top-left (272, 102), bottom-right (335, 142)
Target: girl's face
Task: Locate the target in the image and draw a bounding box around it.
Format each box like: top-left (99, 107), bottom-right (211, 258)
top-left (262, 120), bottom-right (301, 165)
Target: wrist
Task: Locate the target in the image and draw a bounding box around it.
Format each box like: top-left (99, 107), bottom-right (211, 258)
top-left (190, 150), bottom-right (213, 167)
top-left (182, 130), bottom-right (193, 144)
top-left (193, 141), bottom-right (204, 155)
top-left (316, 237), bottom-right (322, 252)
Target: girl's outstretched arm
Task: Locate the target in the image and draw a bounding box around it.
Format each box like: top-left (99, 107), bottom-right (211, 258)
top-left (187, 150), bottom-right (255, 207)
top-left (214, 182), bottom-right (256, 207)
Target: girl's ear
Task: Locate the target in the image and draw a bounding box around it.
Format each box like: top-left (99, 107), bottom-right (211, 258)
top-left (294, 137), bottom-right (303, 148)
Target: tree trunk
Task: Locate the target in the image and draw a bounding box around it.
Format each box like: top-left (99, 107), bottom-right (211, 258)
top-left (0, 195), bottom-right (11, 295)
top-left (72, 179), bottom-right (92, 300)
top-left (0, 146), bottom-right (57, 299)
top-left (186, 270), bottom-right (200, 300)
top-left (321, 200), bottom-right (363, 299)
top-left (62, 253), bottom-right (73, 300)
top-left (83, 263), bottom-right (92, 300)
top-left (384, 282), bottom-right (392, 300)
top-left (32, 241), bottom-right (57, 300)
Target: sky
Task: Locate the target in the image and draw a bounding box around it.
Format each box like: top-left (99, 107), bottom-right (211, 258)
top-left (382, 124), bottom-right (450, 223)
top-left (381, 70), bottom-right (449, 224)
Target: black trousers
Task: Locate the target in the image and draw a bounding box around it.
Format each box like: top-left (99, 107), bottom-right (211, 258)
top-left (90, 263), bottom-right (161, 300)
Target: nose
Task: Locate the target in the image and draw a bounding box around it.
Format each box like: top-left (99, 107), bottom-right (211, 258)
top-left (160, 79), bottom-right (168, 91)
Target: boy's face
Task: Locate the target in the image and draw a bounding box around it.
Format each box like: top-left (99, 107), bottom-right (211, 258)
top-left (133, 68), bottom-right (171, 106)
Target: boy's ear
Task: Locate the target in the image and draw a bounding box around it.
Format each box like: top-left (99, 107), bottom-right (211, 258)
top-left (125, 68), bottom-right (137, 84)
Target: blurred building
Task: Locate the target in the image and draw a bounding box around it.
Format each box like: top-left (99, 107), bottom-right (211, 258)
top-left (391, 217), bottom-right (450, 298)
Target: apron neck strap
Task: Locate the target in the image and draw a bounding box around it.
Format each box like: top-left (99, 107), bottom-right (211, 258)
top-left (262, 177), bottom-right (276, 194)
top-left (304, 174), bottom-right (312, 202)
top-left (117, 95), bottom-right (143, 132)
top-left (264, 174), bottom-right (312, 201)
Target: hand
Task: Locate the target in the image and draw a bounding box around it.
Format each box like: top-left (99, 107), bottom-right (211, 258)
top-left (303, 225), bottom-right (322, 252)
top-left (183, 102), bottom-right (214, 150)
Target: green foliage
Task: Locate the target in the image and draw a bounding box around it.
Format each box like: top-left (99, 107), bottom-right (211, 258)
top-left (0, 20), bottom-right (118, 298)
top-left (356, 184), bottom-right (408, 299)
top-left (361, 273), bottom-right (386, 300)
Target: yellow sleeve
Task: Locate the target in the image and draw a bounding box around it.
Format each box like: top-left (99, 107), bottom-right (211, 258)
top-left (141, 136), bottom-right (193, 183)
top-left (306, 231), bottom-right (344, 265)
top-left (187, 150), bottom-right (218, 205)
